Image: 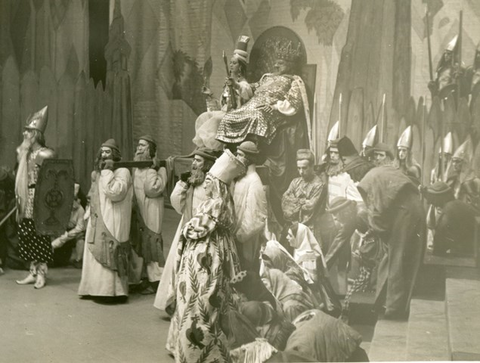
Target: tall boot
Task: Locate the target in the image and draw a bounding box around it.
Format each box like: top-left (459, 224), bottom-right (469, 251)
top-left (34, 263), bottom-right (48, 289)
top-left (16, 261), bottom-right (37, 285)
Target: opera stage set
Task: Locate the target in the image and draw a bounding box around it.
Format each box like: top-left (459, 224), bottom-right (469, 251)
top-left (1, 0), bottom-right (480, 362)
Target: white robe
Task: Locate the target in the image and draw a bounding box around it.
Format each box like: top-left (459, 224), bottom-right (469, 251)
top-left (232, 167), bottom-right (267, 265)
top-left (78, 168), bottom-right (133, 297)
top-left (131, 167), bottom-right (167, 282)
top-left (153, 180), bottom-right (207, 310)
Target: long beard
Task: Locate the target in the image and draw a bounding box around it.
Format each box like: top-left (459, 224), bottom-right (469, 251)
top-left (16, 137), bottom-right (34, 161)
top-left (134, 150), bottom-right (151, 162)
top-left (327, 162), bottom-right (344, 176)
top-left (188, 168), bottom-right (206, 186)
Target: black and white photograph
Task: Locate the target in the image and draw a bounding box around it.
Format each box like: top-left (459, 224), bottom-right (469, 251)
top-left (0, 0), bottom-right (479, 362)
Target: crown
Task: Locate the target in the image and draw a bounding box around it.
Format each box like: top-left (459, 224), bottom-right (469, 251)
top-left (272, 39), bottom-right (302, 62)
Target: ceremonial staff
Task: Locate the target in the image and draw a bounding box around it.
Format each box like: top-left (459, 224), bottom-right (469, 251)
top-left (222, 50), bottom-right (237, 110)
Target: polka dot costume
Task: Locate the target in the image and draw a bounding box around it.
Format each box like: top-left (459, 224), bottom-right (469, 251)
top-left (18, 219), bottom-right (53, 264)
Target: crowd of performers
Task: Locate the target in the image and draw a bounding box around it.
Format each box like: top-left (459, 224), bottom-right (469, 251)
top-left (0, 34), bottom-right (479, 363)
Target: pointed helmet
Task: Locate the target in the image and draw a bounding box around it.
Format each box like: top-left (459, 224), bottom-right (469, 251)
top-left (397, 125), bottom-right (413, 149)
top-left (446, 35), bottom-right (458, 52)
top-left (452, 136), bottom-right (473, 162)
top-left (327, 121), bottom-right (340, 144)
top-left (25, 106), bottom-right (48, 133)
top-left (362, 125), bottom-right (378, 149)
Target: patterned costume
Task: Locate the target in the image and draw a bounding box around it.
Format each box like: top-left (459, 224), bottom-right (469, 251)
top-left (216, 74), bottom-right (305, 145)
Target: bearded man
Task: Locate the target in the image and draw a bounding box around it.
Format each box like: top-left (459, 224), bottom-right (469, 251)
top-left (154, 148), bottom-right (219, 312)
top-left (233, 141), bottom-right (267, 271)
top-left (15, 106), bottom-right (56, 289)
top-left (78, 139), bottom-right (133, 301)
top-left (130, 135), bottom-right (167, 294)
top-left (372, 142), bottom-right (394, 167)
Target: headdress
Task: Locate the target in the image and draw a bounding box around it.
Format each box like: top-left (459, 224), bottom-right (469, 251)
top-left (233, 35), bottom-right (250, 64)
top-left (439, 132), bottom-right (453, 155)
top-left (296, 149), bottom-right (315, 164)
top-left (397, 125), bottom-right (413, 149)
top-left (373, 142), bottom-right (394, 159)
top-left (421, 181), bottom-right (455, 207)
top-left (101, 139), bottom-right (120, 153)
top-left (139, 134), bottom-right (156, 146)
top-left (327, 121), bottom-right (340, 144)
top-left (208, 149), bottom-right (246, 184)
top-left (452, 136), bottom-right (473, 162)
top-left (238, 141), bottom-right (259, 155)
top-left (446, 35), bottom-right (458, 52)
top-left (337, 136), bottom-right (359, 157)
top-left (189, 147), bottom-right (220, 162)
top-left (25, 106), bottom-right (48, 133)
top-left (274, 39), bottom-right (302, 63)
top-left (362, 125), bottom-right (378, 149)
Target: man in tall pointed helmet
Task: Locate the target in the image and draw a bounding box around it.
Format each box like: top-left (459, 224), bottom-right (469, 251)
top-left (446, 137), bottom-right (480, 210)
top-left (430, 132), bottom-right (454, 184)
top-left (394, 125), bottom-right (421, 184)
top-left (361, 125), bottom-right (378, 162)
top-left (78, 138), bottom-right (133, 301)
top-left (15, 106), bottom-right (56, 289)
top-left (428, 35), bottom-right (467, 99)
top-left (466, 42), bottom-right (480, 95)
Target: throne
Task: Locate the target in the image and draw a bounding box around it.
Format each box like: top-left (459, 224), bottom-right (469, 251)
top-left (247, 27), bottom-right (316, 226)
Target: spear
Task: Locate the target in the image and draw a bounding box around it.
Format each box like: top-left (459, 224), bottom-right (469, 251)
top-left (425, 5), bottom-right (434, 81)
top-left (421, 96), bottom-right (427, 185)
top-left (338, 93), bottom-right (342, 137)
top-left (456, 10), bottom-right (463, 102)
top-left (380, 94), bottom-right (386, 142)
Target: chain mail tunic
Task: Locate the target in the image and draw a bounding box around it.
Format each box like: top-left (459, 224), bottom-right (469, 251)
top-left (216, 74), bottom-right (303, 145)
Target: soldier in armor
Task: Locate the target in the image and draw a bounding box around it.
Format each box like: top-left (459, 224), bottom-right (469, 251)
top-left (466, 42), bottom-right (480, 95)
top-left (393, 126), bottom-right (422, 184)
top-left (130, 135), bottom-right (167, 294)
top-left (15, 106), bottom-right (56, 289)
top-left (428, 35), bottom-right (467, 100)
top-left (430, 132), bottom-right (454, 184)
top-left (78, 139), bottom-right (133, 301)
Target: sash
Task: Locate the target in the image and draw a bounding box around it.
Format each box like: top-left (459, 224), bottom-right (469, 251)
top-left (132, 204), bottom-right (165, 266)
top-left (87, 177), bottom-right (130, 277)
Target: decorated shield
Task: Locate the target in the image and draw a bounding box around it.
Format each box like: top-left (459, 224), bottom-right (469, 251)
top-left (34, 159), bottom-right (75, 236)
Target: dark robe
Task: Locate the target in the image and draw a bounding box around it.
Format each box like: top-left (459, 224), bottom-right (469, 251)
top-left (358, 166), bottom-right (426, 317)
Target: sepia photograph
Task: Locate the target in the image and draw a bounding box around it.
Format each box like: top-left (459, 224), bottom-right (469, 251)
top-left (0, 0), bottom-right (479, 362)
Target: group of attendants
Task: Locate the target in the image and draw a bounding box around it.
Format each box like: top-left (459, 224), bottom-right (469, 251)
top-left (1, 34), bottom-right (479, 363)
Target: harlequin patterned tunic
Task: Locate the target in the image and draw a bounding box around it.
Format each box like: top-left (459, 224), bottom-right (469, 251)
top-left (18, 148), bottom-right (53, 264)
top-left (216, 74), bottom-right (303, 145)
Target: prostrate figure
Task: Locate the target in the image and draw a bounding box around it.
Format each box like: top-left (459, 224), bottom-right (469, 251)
top-left (131, 135), bottom-right (167, 294)
top-left (216, 40), bottom-right (309, 148)
top-left (393, 125), bottom-right (421, 184)
top-left (154, 148), bottom-right (218, 312)
top-left (166, 150), bottom-right (244, 361)
top-left (15, 106), bottom-right (56, 289)
top-left (421, 181), bottom-right (476, 257)
top-left (51, 183), bottom-right (86, 269)
top-left (193, 36), bottom-right (253, 150)
top-left (78, 139), bottom-right (133, 301)
top-left (233, 141), bottom-right (268, 272)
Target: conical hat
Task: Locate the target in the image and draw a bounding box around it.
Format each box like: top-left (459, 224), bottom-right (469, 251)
top-left (452, 136), bottom-right (473, 162)
top-left (397, 125), bottom-right (413, 149)
top-left (208, 149), bottom-right (246, 184)
top-left (25, 106), bottom-right (48, 133)
top-left (327, 121), bottom-right (340, 143)
top-left (446, 35), bottom-right (458, 52)
top-left (362, 125), bottom-right (378, 149)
